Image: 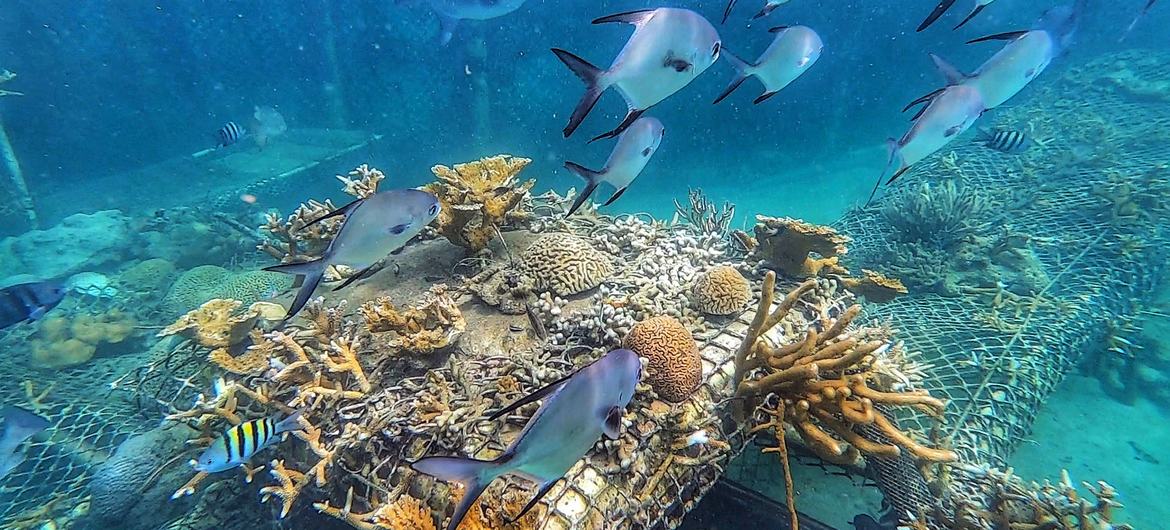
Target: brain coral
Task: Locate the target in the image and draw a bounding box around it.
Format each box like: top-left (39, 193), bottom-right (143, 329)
top-left (164, 265), bottom-right (231, 314)
top-left (219, 270), bottom-right (292, 306)
top-left (520, 233), bottom-right (613, 296)
top-left (116, 258), bottom-right (177, 294)
top-left (691, 265), bottom-right (751, 315)
top-left (623, 316), bottom-right (702, 403)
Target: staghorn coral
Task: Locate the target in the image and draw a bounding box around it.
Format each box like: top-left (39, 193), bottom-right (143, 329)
top-left (359, 285), bottom-right (466, 355)
top-left (424, 154), bottom-right (535, 252)
top-left (743, 216), bottom-right (851, 279)
top-left (623, 316), bottom-right (702, 403)
top-left (938, 467), bottom-right (1132, 530)
top-left (159, 299), bottom-right (259, 349)
top-left (733, 272), bottom-right (957, 466)
top-left (336, 164), bottom-right (385, 199)
top-left (316, 492), bottom-right (436, 530)
top-left (520, 233), bottom-right (613, 296)
top-left (840, 269), bottom-right (908, 303)
top-left (31, 308), bottom-right (138, 368)
top-left (672, 188), bottom-right (735, 238)
top-left (690, 265), bottom-right (751, 315)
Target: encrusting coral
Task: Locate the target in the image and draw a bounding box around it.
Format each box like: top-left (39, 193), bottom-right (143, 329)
top-left (520, 233), bottom-right (613, 296)
top-left (737, 216), bottom-right (851, 278)
top-left (690, 265), bottom-right (751, 315)
top-left (31, 308), bottom-right (138, 368)
top-left (624, 316), bottom-right (703, 403)
top-left (423, 154), bottom-right (535, 252)
top-left (840, 269), bottom-right (908, 303)
top-left (359, 284), bottom-right (466, 355)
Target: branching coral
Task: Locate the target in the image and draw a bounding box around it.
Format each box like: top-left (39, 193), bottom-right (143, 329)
top-left (673, 188), bottom-right (735, 238)
top-left (734, 272), bottom-right (957, 466)
top-left (741, 216), bottom-right (851, 278)
top-left (424, 154), bottom-right (535, 252)
top-left (359, 285), bottom-right (466, 354)
top-left (882, 180), bottom-right (992, 250)
top-left (939, 467), bottom-right (1132, 530)
top-left (315, 490), bottom-right (436, 530)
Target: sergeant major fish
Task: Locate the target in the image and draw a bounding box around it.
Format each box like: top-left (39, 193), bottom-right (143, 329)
top-left (0, 406), bottom-right (50, 480)
top-left (713, 25), bottom-right (822, 105)
top-left (918, 0), bottom-right (997, 32)
top-left (563, 116), bottom-right (665, 216)
top-left (0, 280), bottom-right (66, 330)
top-left (552, 8), bottom-right (721, 142)
top-left (215, 121), bottom-right (245, 148)
top-left (412, 348), bottom-right (642, 530)
top-left (976, 127), bottom-right (1033, 153)
top-left (263, 189), bottom-right (441, 323)
top-left (928, 0), bottom-right (1084, 111)
top-left (866, 83), bottom-right (986, 205)
top-left (424, 0), bottom-right (528, 46)
top-left (193, 410), bottom-right (304, 473)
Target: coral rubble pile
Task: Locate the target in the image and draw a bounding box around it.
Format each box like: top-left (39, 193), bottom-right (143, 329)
top-left (424, 154), bottom-right (535, 252)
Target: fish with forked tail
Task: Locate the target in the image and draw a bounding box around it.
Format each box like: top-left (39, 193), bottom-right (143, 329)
top-left (263, 189), bottom-right (441, 323)
top-left (918, 0), bottom-right (997, 32)
top-left (563, 116), bottom-right (664, 216)
top-left (0, 280), bottom-right (66, 330)
top-left (424, 0), bottom-right (528, 46)
top-left (552, 8), bottom-right (720, 142)
top-left (412, 348), bottom-right (642, 530)
top-left (0, 406), bottom-right (50, 480)
top-left (713, 25), bottom-right (822, 105)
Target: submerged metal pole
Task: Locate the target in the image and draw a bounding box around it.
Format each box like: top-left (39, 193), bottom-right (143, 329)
top-left (0, 110), bottom-right (37, 229)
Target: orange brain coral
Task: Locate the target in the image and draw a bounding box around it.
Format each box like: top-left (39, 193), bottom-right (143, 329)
top-left (623, 316), bottom-right (702, 403)
top-left (691, 265), bottom-right (751, 315)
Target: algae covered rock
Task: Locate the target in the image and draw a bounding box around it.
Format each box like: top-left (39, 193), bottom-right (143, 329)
top-left (0, 210), bottom-right (133, 278)
top-left (80, 424), bottom-right (195, 530)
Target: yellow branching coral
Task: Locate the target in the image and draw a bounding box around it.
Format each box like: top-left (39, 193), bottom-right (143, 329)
top-left (260, 460), bottom-right (309, 519)
top-left (744, 216), bottom-right (851, 278)
top-left (424, 154), bottom-right (535, 251)
top-left (359, 285), bottom-right (465, 354)
top-left (322, 332), bottom-right (372, 393)
top-left (315, 490), bottom-right (436, 530)
top-left (208, 330), bottom-right (271, 375)
top-left (158, 298), bottom-right (258, 349)
top-left (735, 272), bottom-right (957, 465)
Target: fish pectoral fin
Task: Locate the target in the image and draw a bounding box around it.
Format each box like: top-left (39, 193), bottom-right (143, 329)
top-left (507, 479), bottom-right (560, 525)
top-left (487, 372), bottom-right (574, 421)
top-left (603, 406), bottom-right (624, 439)
top-left (589, 109), bottom-right (646, 144)
top-left (332, 262), bottom-right (381, 292)
top-left (601, 187), bottom-right (629, 207)
top-left (944, 124), bottom-right (963, 137)
top-left (592, 9), bottom-right (656, 26)
top-left (303, 197), bottom-right (363, 229)
top-left (388, 222), bottom-right (411, 235)
top-left (966, 30), bottom-right (1028, 45)
top-left (27, 307), bottom-right (47, 321)
top-left (753, 91), bottom-right (779, 104)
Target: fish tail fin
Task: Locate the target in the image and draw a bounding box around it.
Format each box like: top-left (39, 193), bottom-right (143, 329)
top-left (262, 259), bottom-right (326, 323)
top-left (712, 50), bottom-right (752, 105)
top-left (722, 0), bottom-right (738, 23)
top-left (917, 0), bottom-right (958, 32)
top-left (865, 138), bottom-right (905, 208)
top-left (552, 48), bottom-right (607, 138)
top-left (563, 161), bottom-right (604, 217)
top-left (412, 455), bottom-right (508, 530)
top-left (752, 3), bottom-right (780, 19)
top-left (273, 409), bottom-right (306, 434)
top-left (954, 4), bottom-right (987, 29)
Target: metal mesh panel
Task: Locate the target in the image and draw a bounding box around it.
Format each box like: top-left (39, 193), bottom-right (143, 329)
top-left (836, 49), bottom-right (1170, 473)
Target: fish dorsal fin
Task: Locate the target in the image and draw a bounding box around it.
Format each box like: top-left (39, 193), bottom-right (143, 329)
top-left (603, 406), bottom-right (624, 439)
top-left (486, 371), bottom-right (574, 421)
top-left (929, 53), bottom-right (969, 86)
top-left (767, 25), bottom-right (791, 33)
top-left (901, 87), bottom-right (945, 114)
top-left (302, 197), bottom-right (363, 230)
top-left (593, 9), bottom-right (656, 26)
top-left (967, 30), bottom-right (1029, 45)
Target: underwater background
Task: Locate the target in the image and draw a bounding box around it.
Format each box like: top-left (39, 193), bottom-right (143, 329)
top-left (0, 1), bottom-right (1168, 529)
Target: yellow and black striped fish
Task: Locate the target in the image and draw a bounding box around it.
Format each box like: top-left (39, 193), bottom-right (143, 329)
top-left (976, 127), bottom-right (1032, 154)
top-left (194, 410), bottom-right (303, 473)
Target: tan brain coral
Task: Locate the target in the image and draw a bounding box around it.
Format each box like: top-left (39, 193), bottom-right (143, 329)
top-left (623, 316), bottom-right (702, 403)
top-left (520, 233), bottom-right (613, 296)
top-left (692, 265), bottom-right (751, 315)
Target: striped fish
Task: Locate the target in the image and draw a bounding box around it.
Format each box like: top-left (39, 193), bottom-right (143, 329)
top-left (215, 121), bottom-right (245, 147)
top-left (977, 127), bottom-right (1032, 154)
top-left (194, 410), bottom-right (303, 473)
top-left (0, 280), bottom-right (66, 330)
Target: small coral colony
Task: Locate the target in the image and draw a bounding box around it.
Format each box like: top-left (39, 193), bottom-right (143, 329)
top-left (0, 1), bottom-right (1153, 530)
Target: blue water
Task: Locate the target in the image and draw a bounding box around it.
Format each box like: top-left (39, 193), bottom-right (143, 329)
top-left (1, 1), bottom-right (1168, 529)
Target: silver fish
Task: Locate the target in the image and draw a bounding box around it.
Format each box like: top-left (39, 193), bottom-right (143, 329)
top-left (723, 0), bottom-right (791, 23)
top-left (425, 0), bottom-right (528, 45)
top-left (250, 106), bottom-right (287, 149)
top-left (263, 189), bottom-right (441, 322)
top-left (412, 348), bottom-right (642, 530)
top-left (563, 116), bottom-right (665, 216)
top-left (930, 0), bottom-right (1083, 110)
top-left (918, 0), bottom-right (997, 32)
top-left (713, 25), bottom-right (822, 105)
top-left (867, 83), bottom-right (985, 205)
top-left (0, 280), bottom-right (65, 330)
top-left (194, 410), bottom-right (303, 473)
top-left (0, 406), bottom-right (50, 480)
top-left (553, 8), bottom-right (721, 142)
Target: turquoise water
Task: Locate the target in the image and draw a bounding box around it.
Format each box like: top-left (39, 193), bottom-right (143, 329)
top-left (1, 1), bottom-right (1167, 529)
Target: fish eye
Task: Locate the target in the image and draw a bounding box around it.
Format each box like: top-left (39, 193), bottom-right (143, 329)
top-left (428, 203), bottom-right (439, 216)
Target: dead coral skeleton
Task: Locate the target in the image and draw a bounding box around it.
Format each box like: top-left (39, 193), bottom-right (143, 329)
top-left (359, 284), bottom-right (466, 354)
top-left (672, 187), bottom-right (735, 239)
